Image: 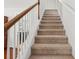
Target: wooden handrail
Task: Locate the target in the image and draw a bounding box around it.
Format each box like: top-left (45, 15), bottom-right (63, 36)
top-left (4, 2), bottom-right (38, 31)
top-left (4, 16), bottom-right (8, 23)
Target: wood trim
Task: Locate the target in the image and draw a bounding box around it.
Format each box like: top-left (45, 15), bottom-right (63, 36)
top-left (4, 48), bottom-right (13, 59)
top-left (4, 48), bottom-right (7, 59)
top-left (4, 2), bottom-right (38, 31)
top-left (4, 47), bottom-right (18, 59)
top-left (10, 48), bottom-right (13, 59)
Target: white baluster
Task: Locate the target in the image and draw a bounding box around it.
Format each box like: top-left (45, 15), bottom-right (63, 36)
top-left (24, 16), bottom-right (27, 49)
top-left (13, 25), bottom-right (16, 59)
top-left (19, 19), bottom-right (22, 59)
top-left (20, 18), bottom-right (23, 58)
top-left (17, 21), bottom-right (20, 59)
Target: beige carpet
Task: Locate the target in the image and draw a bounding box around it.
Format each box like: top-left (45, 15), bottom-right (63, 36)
top-left (29, 10), bottom-right (74, 59)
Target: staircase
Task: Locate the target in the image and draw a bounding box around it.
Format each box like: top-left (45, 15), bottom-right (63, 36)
top-left (29, 10), bottom-right (74, 59)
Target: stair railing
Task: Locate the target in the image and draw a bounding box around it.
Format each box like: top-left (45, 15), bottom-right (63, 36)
top-left (4, 2), bottom-right (40, 59)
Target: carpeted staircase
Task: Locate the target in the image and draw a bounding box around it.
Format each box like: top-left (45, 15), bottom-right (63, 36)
top-left (29, 10), bottom-right (74, 59)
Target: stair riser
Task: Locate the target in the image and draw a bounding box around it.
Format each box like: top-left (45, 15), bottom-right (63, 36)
top-left (39, 26), bottom-right (63, 29)
top-left (29, 55), bottom-right (74, 59)
top-left (32, 49), bottom-right (71, 55)
top-left (35, 37), bottom-right (68, 44)
top-left (40, 24), bottom-right (62, 27)
top-left (44, 14), bottom-right (58, 16)
top-left (43, 16), bottom-right (60, 18)
top-left (44, 13), bottom-right (58, 15)
top-left (41, 22), bottom-right (62, 24)
top-left (43, 16), bottom-right (60, 17)
top-left (41, 20), bottom-right (61, 22)
top-left (38, 31), bottom-right (65, 35)
top-left (44, 13), bottom-right (58, 16)
top-left (42, 19), bottom-right (60, 21)
top-left (42, 17), bottom-right (60, 20)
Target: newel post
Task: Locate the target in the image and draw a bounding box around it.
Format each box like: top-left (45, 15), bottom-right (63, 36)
top-left (4, 16), bottom-right (8, 48)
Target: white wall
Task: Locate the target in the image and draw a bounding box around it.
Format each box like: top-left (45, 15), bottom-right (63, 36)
top-left (5, 0), bottom-right (38, 8)
top-left (5, 0), bottom-right (57, 20)
top-left (40, 0), bottom-right (57, 19)
top-left (4, 0), bottom-right (38, 20)
top-left (57, 0), bottom-right (75, 57)
top-left (5, 8), bottom-right (23, 20)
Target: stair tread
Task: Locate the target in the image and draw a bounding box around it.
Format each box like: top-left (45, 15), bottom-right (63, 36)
top-left (44, 15), bottom-right (59, 16)
top-left (36, 35), bottom-right (67, 37)
top-left (40, 24), bottom-right (63, 26)
top-left (42, 17), bottom-right (60, 20)
top-left (38, 29), bottom-right (64, 31)
top-left (45, 9), bottom-right (58, 12)
top-left (42, 16), bottom-right (60, 18)
top-left (44, 10), bottom-right (58, 15)
top-left (43, 15), bottom-right (60, 17)
top-left (42, 18), bottom-right (60, 21)
top-left (29, 55), bottom-right (74, 59)
top-left (32, 44), bottom-right (71, 49)
top-left (38, 29), bottom-right (65, 35)
top-left (41, 20), bottom-right (61, 22)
